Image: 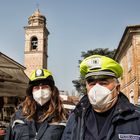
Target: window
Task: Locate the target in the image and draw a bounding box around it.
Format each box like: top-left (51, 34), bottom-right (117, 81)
top-left (31, 37), bottom-right (38, 50)
top-left (129, 89), bottom-right (134, 104)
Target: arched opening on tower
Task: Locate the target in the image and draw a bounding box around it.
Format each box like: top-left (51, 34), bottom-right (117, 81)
top-left (31, 36), bottom-right (38, 50)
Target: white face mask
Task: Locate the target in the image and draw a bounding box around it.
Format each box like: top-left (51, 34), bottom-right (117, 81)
top-left (33, 89), bottom-right (52, 106)
top-left (88, 84), bottom-right (118, 112)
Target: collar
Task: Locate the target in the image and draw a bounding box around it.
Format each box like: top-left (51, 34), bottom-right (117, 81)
top-left (73, 95), bottom-right (91, 118)
top-left (112, 92), bottom-right (139, 123)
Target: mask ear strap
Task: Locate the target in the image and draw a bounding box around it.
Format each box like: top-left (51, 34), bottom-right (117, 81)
top-left (107, 95), bottom-right (117, 104)
top-left (110, 86), bottom-right (116, 93)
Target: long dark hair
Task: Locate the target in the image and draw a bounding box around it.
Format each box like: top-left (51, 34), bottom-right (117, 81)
top-left (22, 81), bottom-right (67, 123)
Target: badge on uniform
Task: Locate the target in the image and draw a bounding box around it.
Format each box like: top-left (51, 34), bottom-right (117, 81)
top-left (119, 134), bottom-right (140, 140)
top-left (35, 69), bottom-right (44, 77)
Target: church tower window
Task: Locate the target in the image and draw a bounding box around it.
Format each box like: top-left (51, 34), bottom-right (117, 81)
top-left (31, 37), bottom-right (38, 50)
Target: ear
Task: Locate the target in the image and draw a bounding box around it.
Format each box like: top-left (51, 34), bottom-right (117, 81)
top-left (85, 81), bottom-right (88, 89)
top-left (116, 84), bottom-right (120, 94)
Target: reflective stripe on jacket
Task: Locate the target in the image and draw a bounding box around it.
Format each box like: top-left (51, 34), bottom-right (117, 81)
top-left (4, 108), bottom-right (65, 140)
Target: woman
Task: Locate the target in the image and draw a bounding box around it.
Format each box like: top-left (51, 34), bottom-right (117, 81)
top-left (5, 69), bottom-right (67, 140)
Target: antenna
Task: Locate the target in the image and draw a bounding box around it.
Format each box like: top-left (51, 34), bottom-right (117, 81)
top-left (36, 3), bottom-right (39, 10)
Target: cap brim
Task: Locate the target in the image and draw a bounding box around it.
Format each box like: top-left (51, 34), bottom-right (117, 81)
top-left (85, 71), bottom-right (116, 79)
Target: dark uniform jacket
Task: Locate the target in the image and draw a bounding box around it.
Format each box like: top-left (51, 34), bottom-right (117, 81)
top-left (61, 92), bottom-right (140, 140)
top-left (4, 107), bottom-right (65, 140)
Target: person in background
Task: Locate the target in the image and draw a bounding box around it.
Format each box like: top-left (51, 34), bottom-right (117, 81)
top-left (5, 68), bottom-right (67, 140)
top-left (61, 54), bottom-right (140, 140)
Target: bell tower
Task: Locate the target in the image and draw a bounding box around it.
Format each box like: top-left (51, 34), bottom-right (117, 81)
top-left (24, 9), bottom-right (49, 76)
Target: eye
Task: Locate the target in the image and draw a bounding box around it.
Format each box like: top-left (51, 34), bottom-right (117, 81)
top-left (86, 77), bottom-right (95, 84)
top-left (33, 86), bottom-right (39, 91)
top-left (98, 81), bottom-right (109, 86)
top-left (88, 82), bottom-right (96, 86)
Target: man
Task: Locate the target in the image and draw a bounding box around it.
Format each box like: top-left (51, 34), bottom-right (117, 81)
top-left (61, 55), bottom-right (140, 140)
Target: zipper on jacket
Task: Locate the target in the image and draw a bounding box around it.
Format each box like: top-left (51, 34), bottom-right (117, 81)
top-left (34, 132), bottom-right (38, 140)
top-left (76, 103), bottom-right (86, 140)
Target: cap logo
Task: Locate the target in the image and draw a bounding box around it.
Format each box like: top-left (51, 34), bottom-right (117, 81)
top-left (86, 57), bottom-right (101, 70)
top-left (35, 69), bottom-right (44, 77)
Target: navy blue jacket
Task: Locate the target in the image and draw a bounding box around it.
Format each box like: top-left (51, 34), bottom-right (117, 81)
top-left (4, 107), bottom-right (65, 140)
top-left (61, 93), bottom-right (140, 140)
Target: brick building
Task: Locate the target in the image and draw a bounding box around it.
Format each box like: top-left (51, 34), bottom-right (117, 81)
top-left (114, 25), bottom-right (140, 105)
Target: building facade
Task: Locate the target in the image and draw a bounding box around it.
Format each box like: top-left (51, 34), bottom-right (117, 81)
top-left (24, 9), bottom-right (49, 76)
top-left (0, 52), bottom-right (29, 128)
top-left (114, 25), bottom-right (140, 105)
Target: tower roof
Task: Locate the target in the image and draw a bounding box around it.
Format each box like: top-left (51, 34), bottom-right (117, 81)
top-left (32, 8), bottom-right (42, 17)
top-left (28, 9), bottom-right (46, 26)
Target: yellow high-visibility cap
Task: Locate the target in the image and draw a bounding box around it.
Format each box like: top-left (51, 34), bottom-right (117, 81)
top-left (80, 55), bottom-right (123, 78)
top-left (29, 69), bottom-right (53, 82)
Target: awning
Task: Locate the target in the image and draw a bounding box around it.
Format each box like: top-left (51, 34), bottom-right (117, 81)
top-left (0, 52), bottom-right (29, 97)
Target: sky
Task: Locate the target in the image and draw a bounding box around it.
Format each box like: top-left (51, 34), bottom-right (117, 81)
top-left (1, 0), bottom-right (140, 94)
